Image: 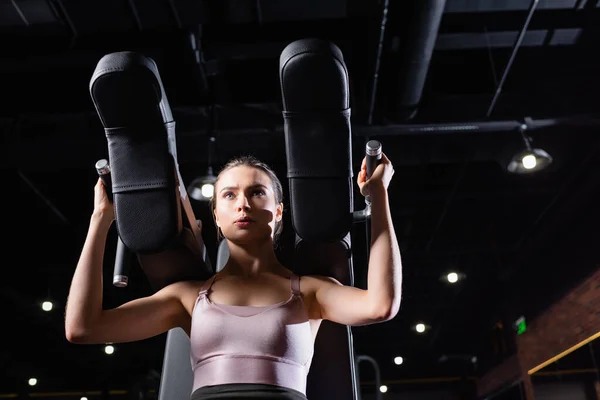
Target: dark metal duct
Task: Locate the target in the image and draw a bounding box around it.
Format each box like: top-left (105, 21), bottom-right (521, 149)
top-left (393, 0), bottom-right (447, 121)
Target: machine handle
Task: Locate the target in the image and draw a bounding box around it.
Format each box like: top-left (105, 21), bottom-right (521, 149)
top-left (95, 159), bottom-right (131, 288)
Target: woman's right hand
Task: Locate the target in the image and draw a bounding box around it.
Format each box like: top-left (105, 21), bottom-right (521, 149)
top-left (93, 178), bottom-right (115, 222)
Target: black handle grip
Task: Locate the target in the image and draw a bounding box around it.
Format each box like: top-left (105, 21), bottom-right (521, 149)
top-left (95, 159), bottom-right (113, 203)
top-left (95, 159), bottom-right (130, 288)
top-left (113, 237), bottom-right (132, 287)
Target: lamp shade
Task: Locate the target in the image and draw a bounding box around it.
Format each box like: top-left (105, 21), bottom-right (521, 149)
top-left (507, 148), bottom-right (552, 174)
top-left (188, 168), bottom-right (217, 201)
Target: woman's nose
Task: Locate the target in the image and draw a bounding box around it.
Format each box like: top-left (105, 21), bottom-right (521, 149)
top-left (236, 195), bottom-right (250, 211)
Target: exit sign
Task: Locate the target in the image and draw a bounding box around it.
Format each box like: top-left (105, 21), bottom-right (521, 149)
top-left (515, 316), bottom-right (526, 335)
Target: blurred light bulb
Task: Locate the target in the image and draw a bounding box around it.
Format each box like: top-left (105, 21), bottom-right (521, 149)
top-left (522, 154), bottom-right (537, 169)
top-left (380, 385), bottom-right (388, 393)
top-left (42, 301), bottom-right (53, 311)
top-left (447, 272), bottom-right (458, 283)
top-left (104, 345), bottom-right (115, 355)
top-left (201, 183), bottom-right (214, 198)
top-left (416, 323), bottom-right (426, 333)
top-left (28, 378), bottom-right (37, 386)
top-left (394, 356), bottom-right (403, 365)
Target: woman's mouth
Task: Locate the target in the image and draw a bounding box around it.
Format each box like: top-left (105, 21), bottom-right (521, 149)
top-left (235, 217), bottom-right (254, 227)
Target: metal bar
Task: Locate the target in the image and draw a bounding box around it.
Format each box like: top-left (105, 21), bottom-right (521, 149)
top-left (127, 0), bottom-right (143, 31)
top-left (53, 0), bottom-right (78, 42)
top-left (486, 0), bottom-right (540, 118)
top-left (18, 170), bottom-right (70, 225)
top-left (367, 0), bottom-right (389, 126)
top-left (483, 24), bottom-right (499, 87)
top-left (165, 0), bottom-right (182, 28)
top-left (11, 0), bottom-right (29, 26)
top-left (355, 355), bottom-right (382, 400)
top-left (255, 0), bottom-right (263, 25)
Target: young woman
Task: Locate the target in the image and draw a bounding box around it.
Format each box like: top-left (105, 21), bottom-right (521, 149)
top-left (65, 153), bottom-right (402, 400)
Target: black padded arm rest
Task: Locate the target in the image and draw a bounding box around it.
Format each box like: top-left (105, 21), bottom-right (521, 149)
top-left (280, 39), bottom-right (354, 243)
top-left (89, 51), bottom-right (181, 253)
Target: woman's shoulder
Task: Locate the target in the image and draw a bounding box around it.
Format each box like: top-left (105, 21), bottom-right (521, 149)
top-left (160, 278), bottom-right (210, 297)
top-left (297, 274), bottom-right (344, 294)
top-left (299, 273), bottom-right (342, 284)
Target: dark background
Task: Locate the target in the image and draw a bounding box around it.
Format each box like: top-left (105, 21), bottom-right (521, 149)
top-left (3, 0), bottom-right (600, 398)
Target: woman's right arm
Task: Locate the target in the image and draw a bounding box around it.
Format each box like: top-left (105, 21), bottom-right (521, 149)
top-left (64, 179), bottom-right (189, 344)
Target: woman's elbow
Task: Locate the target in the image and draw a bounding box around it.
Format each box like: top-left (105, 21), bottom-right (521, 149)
top-left (375, 298), bottom-right (401, 322)
top-left (65, 323), bottom-right (92, 344)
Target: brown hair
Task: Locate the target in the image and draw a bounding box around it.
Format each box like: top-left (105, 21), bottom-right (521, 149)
top-left (209, 155), bottom-right (284, 242)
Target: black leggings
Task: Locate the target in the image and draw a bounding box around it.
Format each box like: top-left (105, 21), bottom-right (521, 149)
top-left (190, 384), bottom-right (308, 400)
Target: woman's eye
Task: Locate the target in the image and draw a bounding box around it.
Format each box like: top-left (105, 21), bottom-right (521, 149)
top-left (223, 192), bottom-right (234, 199)
top-left (253, 190), bottom-right (265, 196)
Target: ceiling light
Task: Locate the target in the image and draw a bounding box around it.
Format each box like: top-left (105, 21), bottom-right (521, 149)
top-left (28, 378), bottom-right (37, 386)
top-left (104, 345), bottom-right (115, 355)
top-left (522, 154), bottom-right (536, 169)
top-left (394, 356), bottom-right (403, 365)
top-left (188, 166), bottom-right (217, 201)
top-left (379, 385), bottom-right (388, 393)
top-left (42, 301), bottom-right (53, 311)
top-left (447, 272), bottom-right (458, 283)
top-left (507, 124), bottom-right (552, 174)
top-left (415, 323), bottom-right (426, 333)
top-left (508, 148), bottom-right (552, 174)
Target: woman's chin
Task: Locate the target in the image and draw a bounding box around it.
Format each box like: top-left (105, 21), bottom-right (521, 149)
top-left (225, 229), bottom-right (273, 245)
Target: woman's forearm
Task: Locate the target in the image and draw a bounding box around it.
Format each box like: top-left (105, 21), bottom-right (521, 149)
top-left (366, 183), bottom-right (402, 319)
top-left (65, 212), bottom-right (112, 341)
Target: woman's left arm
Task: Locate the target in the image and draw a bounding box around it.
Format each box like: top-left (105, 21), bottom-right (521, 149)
top-left (312, 154), bottom-right (402, 326)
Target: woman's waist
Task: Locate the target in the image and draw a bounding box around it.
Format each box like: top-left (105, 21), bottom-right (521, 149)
top-left (191, 383), bottom-right (308, 400)
top-left (192, 355), bottom-right (308, 395)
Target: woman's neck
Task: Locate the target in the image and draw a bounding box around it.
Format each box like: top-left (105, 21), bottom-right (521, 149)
top-left (221, 239), bottom-right (283, 277)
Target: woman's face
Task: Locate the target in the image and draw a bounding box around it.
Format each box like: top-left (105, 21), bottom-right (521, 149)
top-left (213, 165), bottom-right (282, 243)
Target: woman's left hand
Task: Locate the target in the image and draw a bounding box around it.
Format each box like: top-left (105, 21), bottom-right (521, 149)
top-left (357, 152), bottom-right (394, 197)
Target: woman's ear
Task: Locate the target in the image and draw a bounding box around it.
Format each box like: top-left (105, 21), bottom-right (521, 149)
top-left (213, 209), bottom-right (220, 227)
top-left (276, 202), bottom-right (283, 222)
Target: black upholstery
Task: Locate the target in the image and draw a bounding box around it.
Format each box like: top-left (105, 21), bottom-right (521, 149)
top-left (90, 51), bottom-right (178, 254)
top-left (89, 51), bottom-right (211, 291)
top-left (280, 38), bottom-right (358, 400)
top-left (91, 40), bottom-right (360, 400)
top-left (158, 240), bottom-right (229, 400)
top-left (279, 38), bottom-right (353, 242)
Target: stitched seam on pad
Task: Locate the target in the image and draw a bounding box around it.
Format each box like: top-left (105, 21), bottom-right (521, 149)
top-left (113, 182), bottom-right (168, 187)
top-left (94, 66), bottom-right (155, 75)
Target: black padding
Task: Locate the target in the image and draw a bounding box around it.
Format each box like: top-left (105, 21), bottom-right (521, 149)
top-left (90, 51), bottom-right (180, 253)
top-left (280, 38), bottom-right (354, 242)
top-left (137, 227), bottom-right (211, 291)
top-left (311, 322), bottom-right (359, 399)
top-left (158, 328), bottom-right (193, 400)
top-left (157, 241), bottom-right (230, 400)
top-left (280, 39), bottom-right (358, 400)
top-left (295, 237), bottom-right (358, 400)
top-left (279, 39), bottom-right (347, 111)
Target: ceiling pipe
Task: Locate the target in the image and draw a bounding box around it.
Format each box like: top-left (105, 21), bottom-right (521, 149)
top-left (393, 0), bottom-right (447, 121)
top-left (351, 115), bottom-right (600, 136)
